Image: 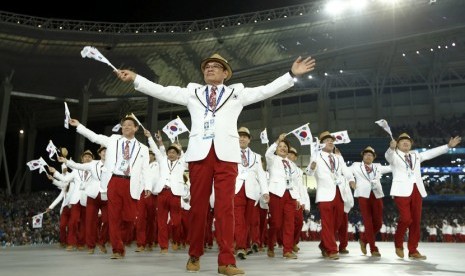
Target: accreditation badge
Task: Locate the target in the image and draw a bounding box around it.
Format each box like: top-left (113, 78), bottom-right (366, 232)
top-left (119, 159), bottom-right (129, 172)
top-left (203, 117), bottom-right (215, 140)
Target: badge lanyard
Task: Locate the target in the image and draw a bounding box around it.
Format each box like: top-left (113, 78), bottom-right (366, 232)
top-left (395, 150), bottom-right (416, 175)
top-left (167, 159), bottom-right (179, 175)
top-left (204, 86), bottom-right (225, 117)
top-left (361, 163), bottom-right (377, 182)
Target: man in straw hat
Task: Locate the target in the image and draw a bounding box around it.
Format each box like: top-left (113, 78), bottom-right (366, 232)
top-left (67, 115), bottom-right (152, 259)
top-left (350, 146), bottom-right (391, 257)
top-left (117, 53), bottom-right (315, 274)
top-left (386, 133), bottom-right (461, 260)
top-left (306, 131), bottom-right (355, 260)
top-left (234, 126), bottom-right (269, 260)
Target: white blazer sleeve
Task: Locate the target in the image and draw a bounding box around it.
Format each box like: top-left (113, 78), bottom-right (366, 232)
top-left (76, 124), bottom-right (111, 147)
top-left (133, 75), bottom-right (190, 106)
top-left (49, 189), bottom-right (65, 209)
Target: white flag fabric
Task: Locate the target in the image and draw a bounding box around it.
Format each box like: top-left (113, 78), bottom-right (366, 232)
top-left (289, 123), bottom-right (313, 145)
top-left (64, 102), bottom-right (71, 129)
top-left (310, 137), bottom-right (325, 158)
top-left (260, 129), bottom-right (269, 144)
top-left (46, 140), bottom-right (58, 161)
top-left (163, 117), bottom-right (189, 143)
top-left (112, 123), bottom-right (122, 132)
top-left (32, 213), bottom-right (44, 229)
top-left (81, 46), bottom-right (117, 71)
top-left (130, 113), bottom-right (146, 130)
top-left (375, 119), bottom-right (394, 139)
top-left (26, 159), bottom-right (42, 171)
top-left (331, 130), bottom-right (351, 144)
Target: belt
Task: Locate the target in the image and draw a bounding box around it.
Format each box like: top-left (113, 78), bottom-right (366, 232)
top-left (112, 174), bottom-right (130, 179)
top-left (163, 185), bottom-right (171, 190)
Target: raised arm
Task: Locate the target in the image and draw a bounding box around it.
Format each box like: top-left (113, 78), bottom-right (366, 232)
top-left (69, 118), bottom-right (111, 147)
top-left (144, 129), bottom-right (164, 162)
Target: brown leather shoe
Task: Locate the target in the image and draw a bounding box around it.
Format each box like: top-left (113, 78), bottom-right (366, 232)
top-left (395, 248), bottom-right (404, 258)
top-left (292, 244), bottom-right (300, 253)
top-left (87, 248), bottom-right (95, 254)
top-left (327, 253), bottom-right (339, 260)
top-left (186, 256), bottom-right (200, 272)
top-left (218, 264), bottom-right (245, 276)
top-left (65, 245), bottom-right (76, 251)
top-left (371, 251), bottom-right (381, 257)
top-left (283, 252), bottom-right (298, 259)
top-left (318, 244), bottom-right (328, 257)
top-left (326, 253), bottom-right (339, 260)
top-left (110, 253), bottom-right (124, 259)
top-left (267, 249), bottom-right (275, 258)
top-left (145, 244), bottom-right (153, 252)
top-left (408, 252), bottom-right (427, 260)
top-left (160, 248), bottom-right (168, 254)
top-left (135, 246), bottom-right (145, 252)
top-left (359, 240), bottom-right (367, 255)
top-left (172, 243), bottom-right (179, 251)
top-left (252, 243), bottom-right (259, 253)
top-left (339, 248), bottom-right (349, 254)
top-left (97, 244), bottom-right (107, 254)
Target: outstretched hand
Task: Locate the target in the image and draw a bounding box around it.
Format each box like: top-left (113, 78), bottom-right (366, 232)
top-left (116, 70), bottom-right (137, 82)
top-left (448, 136), bottom-right (462, 148)
top-left (291, 56), bottom-right (316, 76)
top-left (69, 119), bottom-right (80, 127)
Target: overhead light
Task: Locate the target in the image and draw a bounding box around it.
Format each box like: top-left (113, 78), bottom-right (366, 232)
top-left (339, 69), bottom-right (344, 73)
top-left (430, 48), bottom-right (434, 52)
top-left (325, 0), bottom-right (347, 16)
top-left (19, 130), bottom-right (24, 134)
top-left (324, 72), bottom-right (328, 76)
top-left (402, 53), bottom-right (406, 57)
top-left (308, 75), bottom-right (313, 79)
top-left (416, 50), bottom-right (420, 54)
top-left (452, 42), bottom-right (456, 47)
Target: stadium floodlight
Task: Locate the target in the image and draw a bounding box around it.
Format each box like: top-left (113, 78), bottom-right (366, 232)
top-left (308, 75), bottom-right (313, 79)
top-left (325, 0), bottom-right (348, 16)
top-left (379, 0), bottom-right (399, 6)
top-left (452, 42), bottom-right (456, 47)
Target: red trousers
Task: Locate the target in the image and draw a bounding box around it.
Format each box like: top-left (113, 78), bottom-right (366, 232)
top-left (68, 204), bottom-right (81, 246)
top-left (59, 206), bottom-right (71, 245)
top-left (107, 176), bottom-right (137, 255)
top-left (393, 184), bottom-right (422, 254)
top-left (294, 207), bottom-right (304, 245)
top-left (337, 212), bottom-right (348, 251)
top-left (136, 193), bottom-right (157, 247)
top-left (318, 187), bottom-right (344, 255)
top-left (188, 145), bottom-right (237, 266)
top-left (204, 208), bottom-right (214, 248)
top-left (358, 192), bottom-right (383, 252)
top-left (427, 235), bottom-right (436, 242)
top-left (157, 189), bottom-right (182, 249)
top-left (86, 193), bottom-right (107, 249)
top-left (259, 207), bottom-right (268, 248)
top-left (234, 185), bottom-right (260, 250)
top-left (268, 191), bottom-right (296, 255)
top-left (180, 209), bottom-right (190, 245)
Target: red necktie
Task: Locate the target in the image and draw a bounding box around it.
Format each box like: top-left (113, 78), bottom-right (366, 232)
top-left (405, 154), bottom-right (412, 169)
top-left (329, 154), bottom-right (335, 172)
top-left (209, 85), bottom-right (217, 111)
top-left (365, 164), bottom-right (372, 173)
top-left (124, 140), bottom-right (130, 176)
top-left (282, 159), bottom-right (290, 170)
top-left (241, 149), bottom-right (248, 167)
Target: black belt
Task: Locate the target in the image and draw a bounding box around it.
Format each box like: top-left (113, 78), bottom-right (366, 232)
top-left (112, 174), bottom-right (130, 179)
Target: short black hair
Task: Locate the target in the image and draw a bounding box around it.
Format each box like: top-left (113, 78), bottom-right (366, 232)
top-left (121, 116), bottom-right (139, 126)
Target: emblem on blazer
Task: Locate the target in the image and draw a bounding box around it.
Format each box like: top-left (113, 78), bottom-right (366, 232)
top-left (232, 94), bottom-right (238, 99)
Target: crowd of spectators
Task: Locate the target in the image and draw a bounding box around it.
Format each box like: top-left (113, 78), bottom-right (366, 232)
top-left (392, 114), bottom-right (465, 148)
top-left (0, 190), bottom-right (60, 247)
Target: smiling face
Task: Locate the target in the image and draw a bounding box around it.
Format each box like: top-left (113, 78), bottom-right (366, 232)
top-left (81, 153), bottom-right (93, 163)
top-left (203, 62), bottom-right (228, 85)
top-left (362, 152), bottom-right (375, 165)
top-left (322, 137), bottom-right (335, 153)
top-left (239, 134), bottom-right (250, 149)
top-left (276, 141), bottom-right (289, 158)
top-left (121, 118), bottom-right (138, 139)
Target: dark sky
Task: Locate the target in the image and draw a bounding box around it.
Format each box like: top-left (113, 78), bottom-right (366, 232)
top-left (2, 0), bottom-right (312, 22)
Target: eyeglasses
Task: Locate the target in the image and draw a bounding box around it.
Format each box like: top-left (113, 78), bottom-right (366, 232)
top-left (204, 64), bottom-right (224, 70)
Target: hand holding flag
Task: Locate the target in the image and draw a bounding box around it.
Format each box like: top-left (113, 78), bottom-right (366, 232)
top-left (130, 113), bottom-right (146, 131)
top-left (81, 46), bottom-right (117, 71)
top-left (375, 119), bottom-right (394, 140)
top-left (162, 116), bottom-right (190, 143)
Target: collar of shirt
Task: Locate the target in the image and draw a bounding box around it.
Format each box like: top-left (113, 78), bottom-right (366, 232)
top-left (207, 84), bottom-right (224, 94)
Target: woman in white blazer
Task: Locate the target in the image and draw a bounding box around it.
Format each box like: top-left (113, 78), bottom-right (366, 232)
top-left (385, 133), bottom-right (460, 260)
top-left (68, 116), bottom-right (151, 259)
top-left (145, 129), bottom-right (187, 253)
top-left (58, 147), bottom-right (109, 254)
top-left (351, 146), bottom-right (391, 257)
top-left (266, 133), bottom-right (301, 259)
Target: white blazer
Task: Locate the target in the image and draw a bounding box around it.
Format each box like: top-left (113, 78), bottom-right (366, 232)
top-left (49, 183), bottom-right (67, 214)
top-left (148, 137), bottom-right (187, 196)
top-left (265, 143), bottom-right (300, 200)
top-left (147, 161), bottom-right (160, 194)
top-left (134, 73), bottom-right (295, 163)
top-left (294, 166), bottom-right (311, 211)
top-left (351, 162), bottom-right (391, 199)
top-left (76, 124), bottom-right (151, 200)
top-left (53, 170), bottom-right (83, 205)
top-left (66, 159), bottom-right (107, 200)
top-left (235, 148), bottom-right (269, 201)
top-left (306, 151), bottom-right (354, 204)
top-left (385, 145), bottom-right (448, 197)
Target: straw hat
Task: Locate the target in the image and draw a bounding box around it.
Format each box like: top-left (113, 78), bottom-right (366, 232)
top-left (396, 132), bottom-right (413, 143)
top-left (318, 131), bottom-right (335, 143)
top-left (289, 147), bottom-right (298, 156)
top-left (361, 146), bottom-right (376, 158)
top-left (81, 149), bottom-right (94, 159)
top-left (237, 126), bottom-right (251, 138)
top-left (200, 53), bottom-right (233, 81)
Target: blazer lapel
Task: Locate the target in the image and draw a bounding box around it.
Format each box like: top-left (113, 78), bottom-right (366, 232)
top-left (215, 86), bottom-right (234, 111)
top-left (195, 86), bottom-right (208, 109)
